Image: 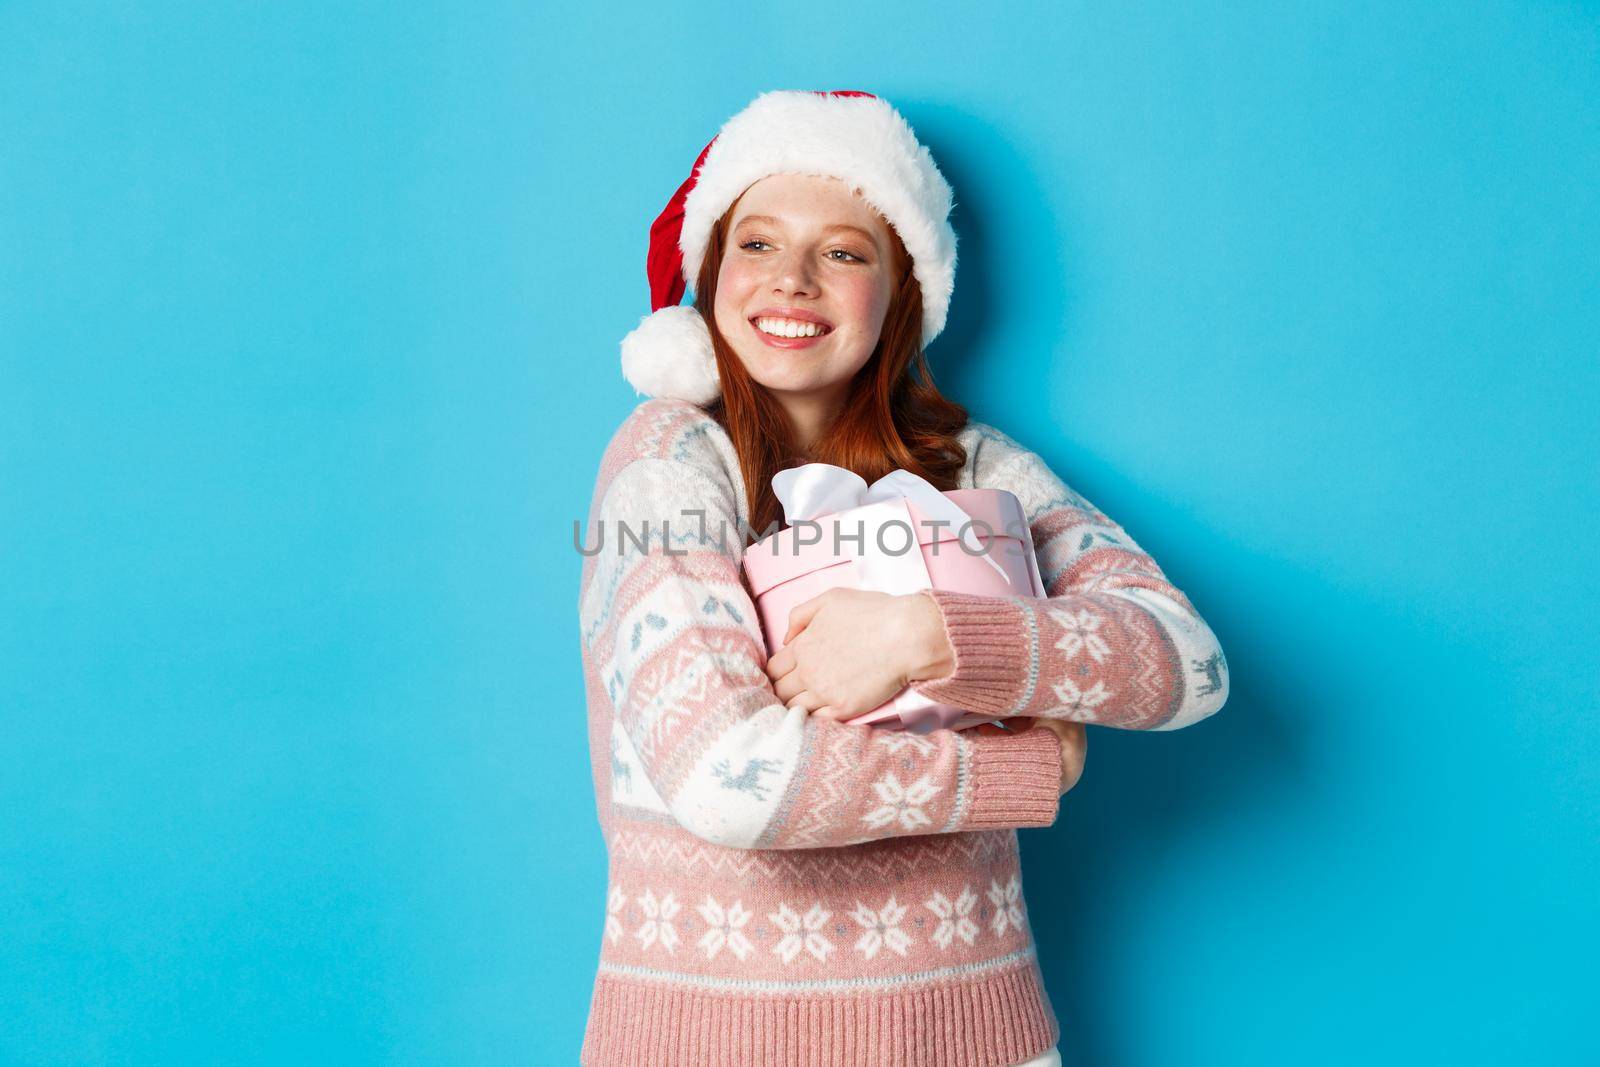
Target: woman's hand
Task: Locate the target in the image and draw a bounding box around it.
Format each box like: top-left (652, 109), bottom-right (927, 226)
top-left (764, 588), bottom-right (954, 722)
top-left (975, 717), bottom-right (1088, 796)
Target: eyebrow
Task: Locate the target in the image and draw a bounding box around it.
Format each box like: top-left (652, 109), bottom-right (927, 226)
top-left (733, 214), bottom-right (881, 246)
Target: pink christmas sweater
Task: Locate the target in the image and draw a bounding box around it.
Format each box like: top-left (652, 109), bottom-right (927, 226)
top-left (577, 398), bottom-right (1229, 1067)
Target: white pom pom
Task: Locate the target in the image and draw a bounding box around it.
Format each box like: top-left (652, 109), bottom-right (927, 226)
top-left (619, 305), bottom-right (721, 405)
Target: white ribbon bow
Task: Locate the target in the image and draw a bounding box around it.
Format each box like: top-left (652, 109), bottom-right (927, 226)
top-left (770, 463), bottom-right (1008, 581)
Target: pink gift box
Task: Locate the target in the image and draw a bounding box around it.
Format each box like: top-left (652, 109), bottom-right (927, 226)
top-left (741, 487), bottom-right (1046, 733)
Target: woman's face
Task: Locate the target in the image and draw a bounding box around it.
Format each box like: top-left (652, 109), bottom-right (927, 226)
top-left (712, 172), bottom-right (896, 405)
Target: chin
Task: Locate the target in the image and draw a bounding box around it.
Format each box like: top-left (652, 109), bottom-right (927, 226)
top-left (741, 361), bottom-right (811, 390)
top-left (752, 376), bottom-right (816, 396)
top-left (755, 367), bottom-right (841, 392)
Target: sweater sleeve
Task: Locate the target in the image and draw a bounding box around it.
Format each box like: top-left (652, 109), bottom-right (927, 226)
top-left (580, 447), bottom-right (1064, 851)
top-left (906, 438), bottom-right (1230, 730)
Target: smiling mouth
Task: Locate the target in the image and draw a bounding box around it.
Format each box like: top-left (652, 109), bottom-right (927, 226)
top-left (749, 316), bottom-right (834, 339)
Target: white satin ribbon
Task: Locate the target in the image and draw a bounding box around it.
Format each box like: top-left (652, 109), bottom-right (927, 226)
top-left (770, 463), bottom-right (1008, 581)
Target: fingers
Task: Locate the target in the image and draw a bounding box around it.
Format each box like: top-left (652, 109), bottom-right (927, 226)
top-left (1049, 721), bottom-right (1088, 793)
top-left (784, 689), bottom-right (827, 714)
top-left (781, 690), bottom-right (854, 723)
top-left (771, 667), bottom-right (803, 703)
top-left (783, 591), bottom-right (829, 644)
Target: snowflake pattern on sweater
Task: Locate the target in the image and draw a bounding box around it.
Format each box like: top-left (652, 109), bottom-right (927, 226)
top-left (607, 873), bottom-right (1034, 967)
top-left (577, 398), bottom-right (1229, 1067)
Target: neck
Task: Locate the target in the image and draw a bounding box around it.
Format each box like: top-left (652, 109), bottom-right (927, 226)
top-left (775, 385), bottom-right (848, 453)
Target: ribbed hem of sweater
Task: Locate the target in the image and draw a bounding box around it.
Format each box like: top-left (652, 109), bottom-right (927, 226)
top-left (580, 955), bottom-right (1060, 1067)
top-left (909, 588), bottom-right (1033, 717)
top-left (962, 724), bottom-right (1062, 829)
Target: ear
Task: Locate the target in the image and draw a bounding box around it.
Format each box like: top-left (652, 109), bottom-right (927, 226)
top-left (619, 305), bottom-right (721, 405)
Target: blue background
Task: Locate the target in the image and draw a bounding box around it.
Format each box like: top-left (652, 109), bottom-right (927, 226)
top-left (3, 2), bottom-right (1595, 1064)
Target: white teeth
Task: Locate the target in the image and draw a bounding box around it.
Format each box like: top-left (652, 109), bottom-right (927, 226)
top-left (755, 317), bottom-right (827, 338)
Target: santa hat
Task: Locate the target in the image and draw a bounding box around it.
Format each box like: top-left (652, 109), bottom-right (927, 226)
top-left (620, 89), bottom-right (959, 406)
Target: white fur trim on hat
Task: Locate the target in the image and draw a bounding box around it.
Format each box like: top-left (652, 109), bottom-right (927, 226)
top-left (681, 90), bottom-right (958, 349)
top-left (620, 304), bottom-right (720, 405)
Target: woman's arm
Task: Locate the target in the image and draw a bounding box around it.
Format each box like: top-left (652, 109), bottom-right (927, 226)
top-left (580, 442), bottom-right (1066, 851)
top-left (906, 438), bottom-right (1230, 730)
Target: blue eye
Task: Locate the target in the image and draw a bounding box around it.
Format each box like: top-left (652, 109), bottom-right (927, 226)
top-left (738, 240), bottom-right (864, 263)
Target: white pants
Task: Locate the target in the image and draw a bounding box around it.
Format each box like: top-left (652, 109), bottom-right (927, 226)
top-left (1008, 1048), bottom-right (1062, 1067)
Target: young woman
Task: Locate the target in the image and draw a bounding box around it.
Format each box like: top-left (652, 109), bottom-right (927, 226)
top-left (578, 90), bottom-right (1229, 1067)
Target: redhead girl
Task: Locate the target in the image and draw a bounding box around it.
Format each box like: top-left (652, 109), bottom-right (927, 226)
top-left (579, 90), bottom-right (1228, 1067)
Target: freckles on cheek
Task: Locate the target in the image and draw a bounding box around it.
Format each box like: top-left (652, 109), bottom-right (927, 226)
top-left (714, 266), bottom-right (752, 323)
top-left (836, 278), bottom-right (889, 327)
top-left (718, 259), bottom-right (760, 293)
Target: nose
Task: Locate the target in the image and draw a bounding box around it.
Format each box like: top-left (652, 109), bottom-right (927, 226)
top-left (770, 246), bottom-right (818, 298)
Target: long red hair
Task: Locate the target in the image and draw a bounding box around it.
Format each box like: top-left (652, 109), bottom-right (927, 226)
top-left (696, 199), bottom-right (970, 543)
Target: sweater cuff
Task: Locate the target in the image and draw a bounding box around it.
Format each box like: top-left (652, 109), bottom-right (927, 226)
top-left (908, 588), bottom-right (1033, 717)
top-left (960, 725), bottom-right (1062, 830)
